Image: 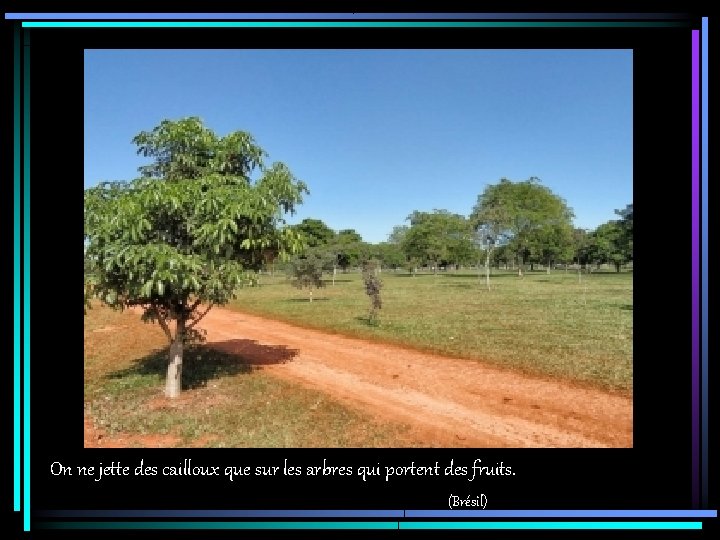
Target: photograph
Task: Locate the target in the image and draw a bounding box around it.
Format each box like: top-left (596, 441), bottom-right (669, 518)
top-left (83, 49), bottom-right (634, 449)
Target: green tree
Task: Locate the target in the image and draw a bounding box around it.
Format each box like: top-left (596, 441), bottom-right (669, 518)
top-left (332, 229), bottom-right (368, 272)
top-left (132, 116), bottom-right (266, 181)
top-left (287, 250), bottom-right (333, 302)
top-left (527, 223), bottom-right (575, 273)
top-left (293, 218), bottom-right (336, 248)
top-left (401, 210), bottom-right (474, 273)
top-left (591, 220), bottom-right (631, 272)
top-left (372, 242), bottom-right (406, 271)
top-left (615, 203), bottom-right (634, 262)
top-left (387, 225), bottom-right (409, 246)
top-left (84, 118), bottom-right (307, 398)
top-left (471, 177), bottom-right (574, 278)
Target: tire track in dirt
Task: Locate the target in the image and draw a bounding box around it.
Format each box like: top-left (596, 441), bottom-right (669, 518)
top-left (197, 307), bottom-right (633, 448)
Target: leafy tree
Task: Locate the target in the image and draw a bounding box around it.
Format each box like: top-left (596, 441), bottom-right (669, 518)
top-left (405, 256), bottom-right (423, 277)
top-left (472, 228), bottom-right (502, 289)
top-left (286, 250), bottom-right (333, 302)
top-left (336, 229), bottom-right (363, 243)
top-left (387, 225), bottom-right (409, 246)
top-left (571, 228), bottom-right (592, 268)
top-left (527, 223), bottom-right (575, 273)
top-left (372, 242), bottom-right (406, 271)
top-left (84, 254), bottom-right (97, 315)
top-left (401, 210), bottom-right (474, 273)
top-left (293, 218), bottom-right (336, 248)
top-left (615, 203), bottom-right (634, 261)
top-left (471, 177), bottom-right (574, 277)
top-left (590, 220), bottom-right (631, 272)
top-left (332, 229), bottom-right (369, 272)
top-left (84, 117), bottom-right (307, 398)
top-left (132, 117), bottom-right (267, 181)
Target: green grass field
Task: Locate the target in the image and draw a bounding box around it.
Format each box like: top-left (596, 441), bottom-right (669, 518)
top-left (229, 268), bottom-right (633, 394)
top-left (84, 304), bottom-right (415, 447)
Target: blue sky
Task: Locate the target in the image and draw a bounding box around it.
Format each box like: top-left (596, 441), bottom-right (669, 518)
top-left (85, 49), bottom-right (632, 244)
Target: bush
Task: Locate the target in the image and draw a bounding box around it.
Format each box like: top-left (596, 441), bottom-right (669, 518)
top-left (362, 260), bottom-right (383, 325)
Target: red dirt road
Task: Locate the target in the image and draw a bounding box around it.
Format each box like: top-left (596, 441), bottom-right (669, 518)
top-left (198, 308), bottom-right (632, 448)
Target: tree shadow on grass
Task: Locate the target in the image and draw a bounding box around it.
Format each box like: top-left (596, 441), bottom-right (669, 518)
top-left (106, 341), bottom-right (299, 390)
top-left (354, 316), bottom-right (381, 327)
top-left (444, 283), bottom-right (475, 289)
top-left (443, 272), bottom-right (520, 279)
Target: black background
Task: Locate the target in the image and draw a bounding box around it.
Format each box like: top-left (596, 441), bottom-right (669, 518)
top-left (2, 4), bottom-right (716, 538)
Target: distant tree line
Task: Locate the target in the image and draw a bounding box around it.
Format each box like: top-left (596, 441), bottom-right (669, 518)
top-left (284, 178), bottom-right (633, 281)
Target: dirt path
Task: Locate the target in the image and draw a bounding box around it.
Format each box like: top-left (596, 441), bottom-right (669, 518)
top-left (195, 307), bottom-right (632, 448)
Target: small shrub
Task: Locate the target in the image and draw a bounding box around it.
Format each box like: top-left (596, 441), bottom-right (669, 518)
top-left (287, 251), bottom-right (332, 302)
top-left (362, 260), bottom-right (383, 325)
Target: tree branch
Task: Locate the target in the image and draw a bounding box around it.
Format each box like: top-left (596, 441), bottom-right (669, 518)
top-left (187, 303), bottom-right (214, 329)
top-left (152, 304), bottom-right (173, 342)
top-left (188, 298), bottom-right (202, 314)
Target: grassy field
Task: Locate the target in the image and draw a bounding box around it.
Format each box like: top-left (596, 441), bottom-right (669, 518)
top-left (229, 268), bottom-right (633, 394)
top-left (84, 304), bottom-right (416, 447)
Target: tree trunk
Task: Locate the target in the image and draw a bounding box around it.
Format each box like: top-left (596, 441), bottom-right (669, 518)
top-left (485, 249), bottom-right (491, 290)
top-left (165, 318), bottom-right (185, 398)
top-left (547, 258), bottom-right (551, 274)
top-left (615, 262), bottom-right (621, 273)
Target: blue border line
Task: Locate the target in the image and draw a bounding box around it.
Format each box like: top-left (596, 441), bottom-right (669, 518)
top-left (22, 28), bottom-right (31, 532)
top-left (700, 16), bottom-right (708, 509)
top-left (5, 13), bottom-right (687, 20)
top-left (399, 522), bottom-right (703, 530)
top-left (37, 509), bottom-right (718, 518)
top-left (21, 21), bottom-right (685, 28)
top-left (13, 24), bottom-right (21, 515)
top-left (691, 29), bottom-right (700, 509)
top-left (405, 510), bottom-right (717, 518)
top-left (39, 510), bottom-right (405, 518)
top-left (40, 521), bottom-right (398, 530)
top-left (36, 521), bottom-right (704, 531)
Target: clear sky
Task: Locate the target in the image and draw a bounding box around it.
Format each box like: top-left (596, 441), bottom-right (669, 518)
top-left (85, 49), bottom-right (632, 244)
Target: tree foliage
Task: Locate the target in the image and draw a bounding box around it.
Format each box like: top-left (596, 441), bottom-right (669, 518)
top-left (331, 229), bottom-right (369, 272)
top-left (132, 117), bottom-right (266, 182)
top-left (589, 220), bottom-right (631, 272)
top-left (471, 177), bottom-right (574, 276)
top-left (371, 242), bottom-right (406, 270)
top-left (84, 117), bottom-right (307, 397)
top-left (293, 218), bottom-right (336, 248)
top-left (401, 210), bottom-right (475, 272)
top-left (286, 250), bottom-right (334, 301)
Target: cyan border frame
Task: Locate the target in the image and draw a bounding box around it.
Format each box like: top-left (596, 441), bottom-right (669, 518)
top-left (22, 27), bottom-right (31, 534)
top-left (4, 13), bottom-right (690, 20)
top-left (10, 11), bottom-right (711, 532)
top-left (13, 24), bottom-right (21, 516)
top-left (35, 520), bottom-right (703, 530)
